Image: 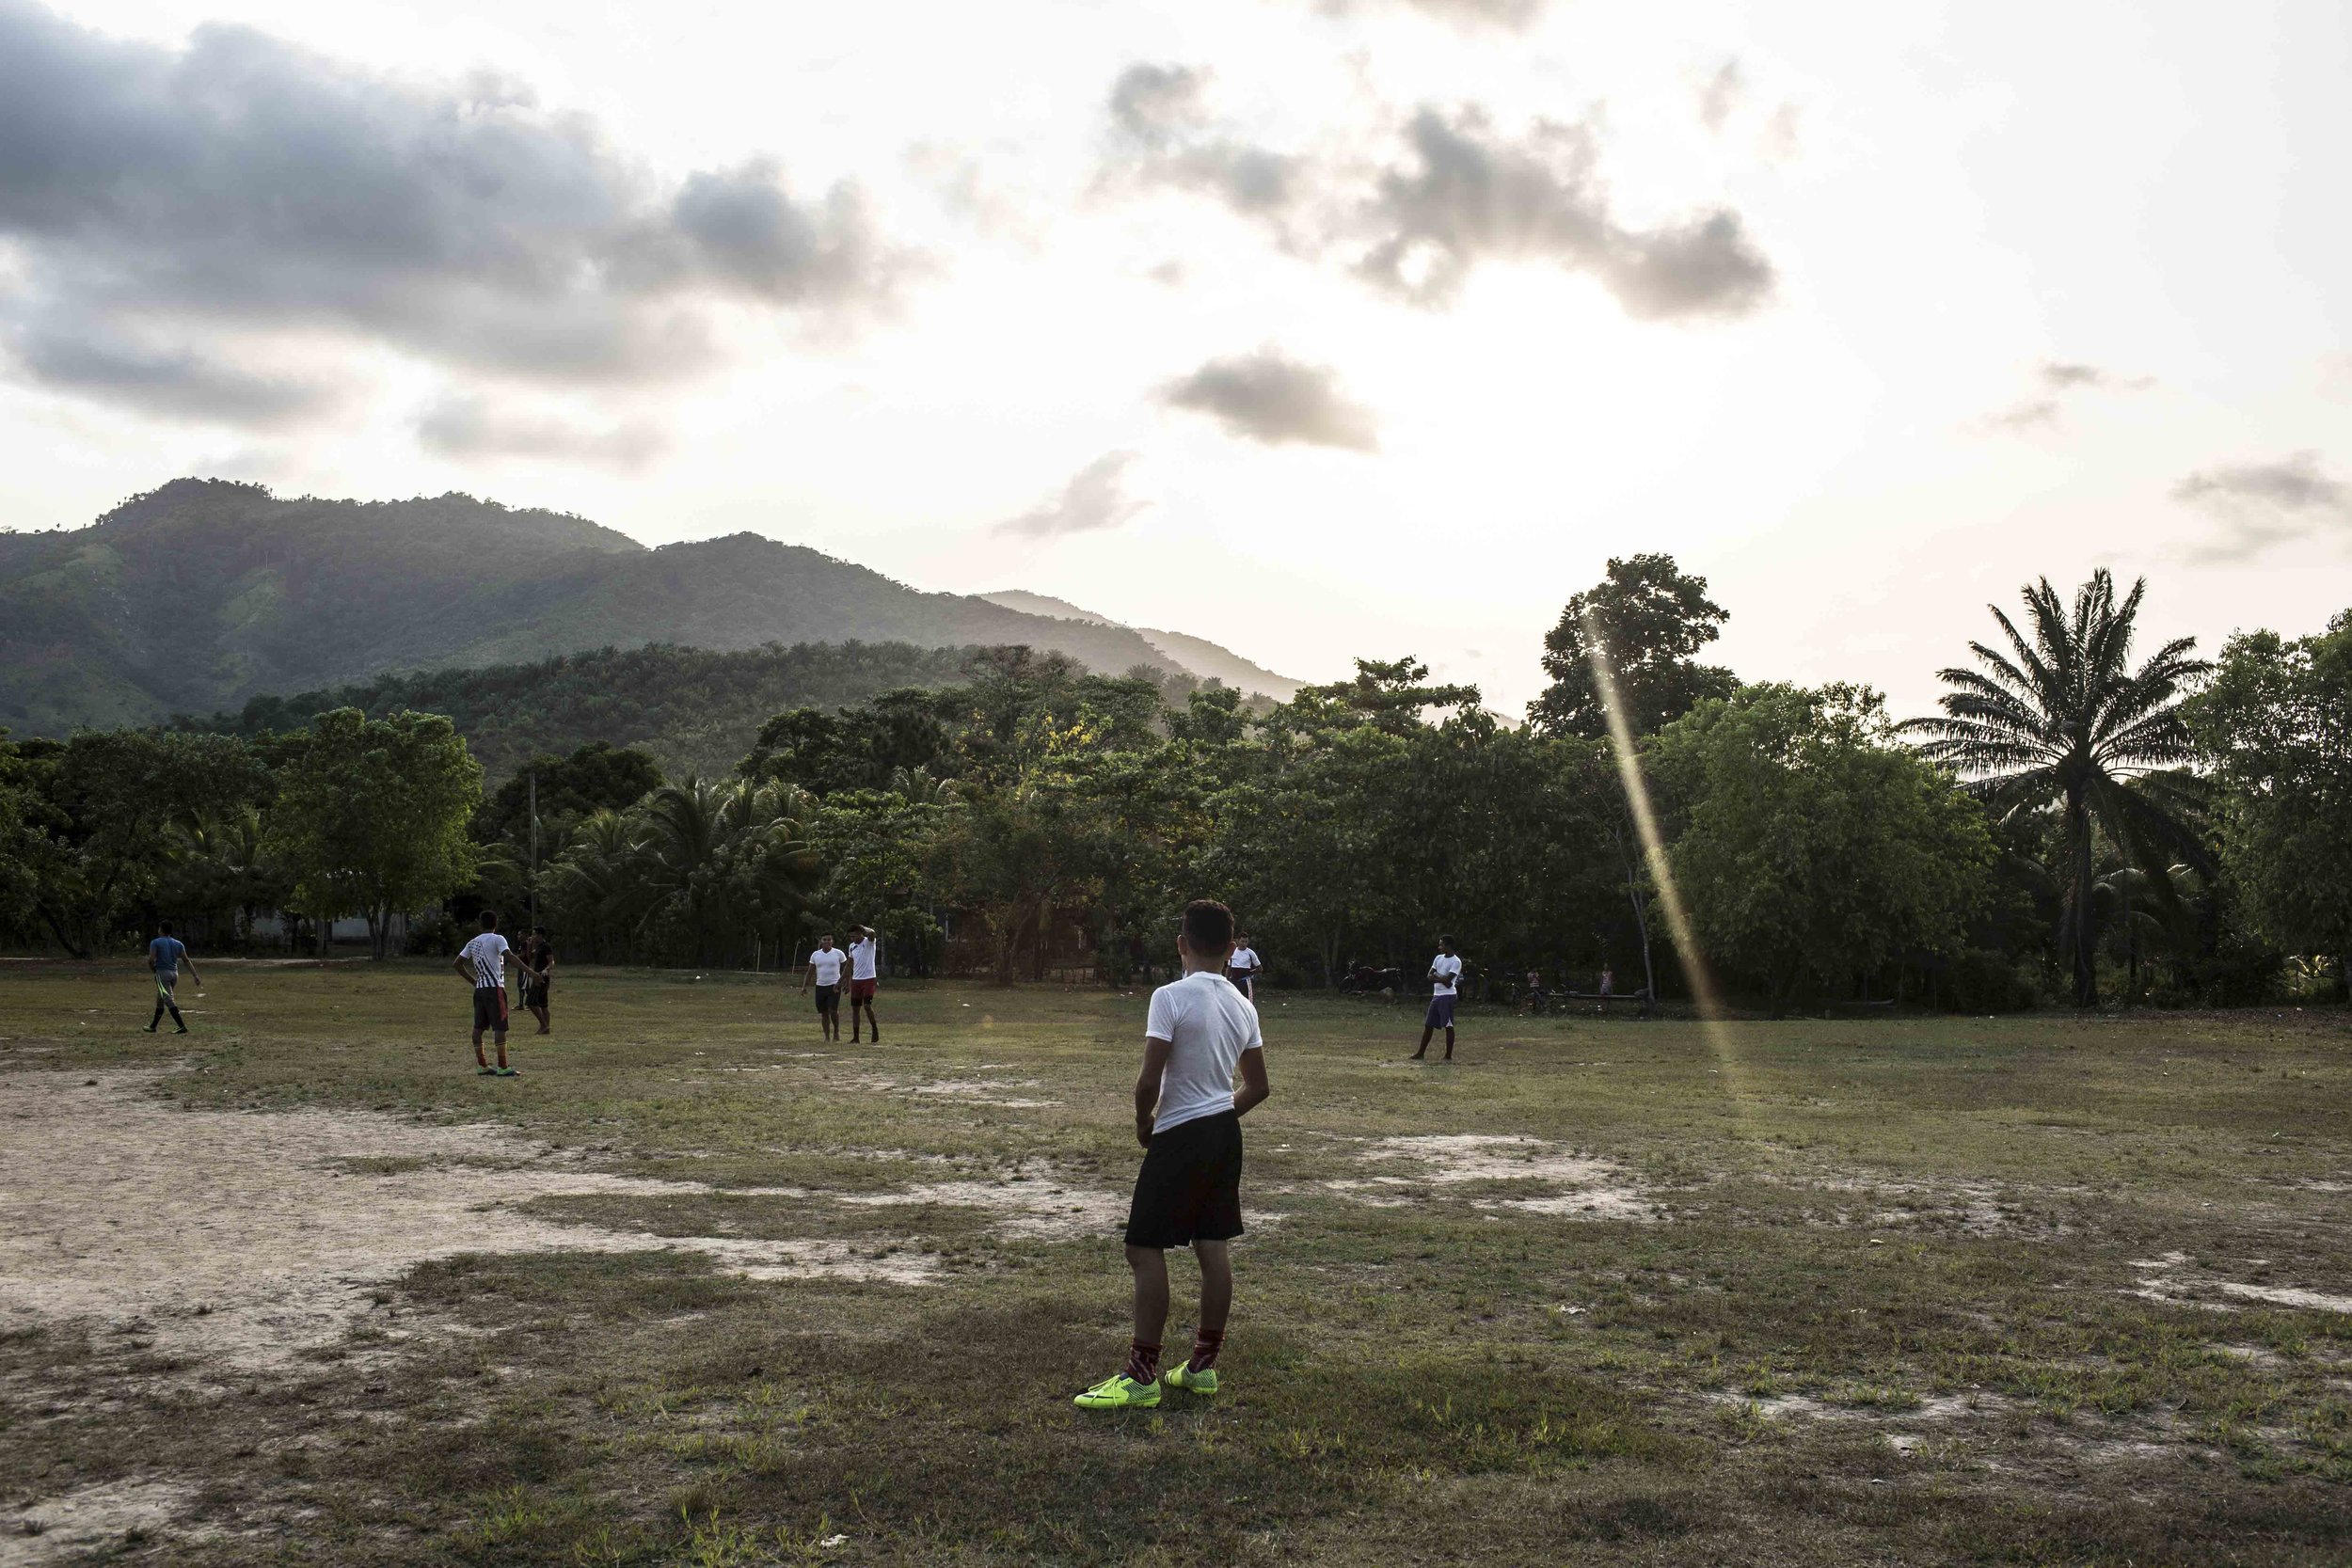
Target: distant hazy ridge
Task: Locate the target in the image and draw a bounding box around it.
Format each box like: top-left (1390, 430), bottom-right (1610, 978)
top-left (0, 479), bottom-right (1295, 736)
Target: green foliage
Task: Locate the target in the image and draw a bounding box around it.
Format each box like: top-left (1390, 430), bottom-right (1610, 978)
top-left (1904, 570), bottom-right (2210, 1006)
top-left (1, 728), bottom-right (268, 957)
top-left (190, 641), bottom-right (982, 783)
top-left (2187, 612), bottom-right (2352, 990)
top-left (1529, 555), bottom-right (1738, 739)
top-left (541, 778), bottom-right (819, 967)
top-left (260, 708), bottom-right (483, 959)
top-left (476, 741), bottom-right (665, 854)
top-left (1651, 685), bottom-right (1994, 1006)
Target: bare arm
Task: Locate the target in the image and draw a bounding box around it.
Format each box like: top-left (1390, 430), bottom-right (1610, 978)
top-left (183, 956), bottom-right (201, 984)
top-left (1233, 1047), bottom-right (1269, 1117)
top-left (1133, 1036), bottom-right (1173, 1148)
top-left (453, 954), bottom-right (473, 983)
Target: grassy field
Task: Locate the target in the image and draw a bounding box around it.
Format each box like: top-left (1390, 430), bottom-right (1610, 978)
top-left (4, 962), bottom-right (2350, 1565)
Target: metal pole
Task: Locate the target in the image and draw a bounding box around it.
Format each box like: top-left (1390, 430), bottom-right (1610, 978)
top-left (528, 770), bottom-right (539, 927)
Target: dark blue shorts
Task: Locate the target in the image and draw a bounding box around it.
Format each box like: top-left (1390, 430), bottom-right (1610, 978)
top-left (1424, 993), bottom-right (1456, 1028)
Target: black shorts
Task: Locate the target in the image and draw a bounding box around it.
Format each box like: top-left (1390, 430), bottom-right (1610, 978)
top-left (472, 986), bottom-right (509, 1033)
top-left (814, 984), bottom-right (839, 1012)
top-left (1125, 1110), bottom-right (1244, 1249)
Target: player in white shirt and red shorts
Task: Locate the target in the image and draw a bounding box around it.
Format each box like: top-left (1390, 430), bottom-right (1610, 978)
top-left (846, 925), bottom-right (882, 1043)
top-left (1076, 899), bottom-right (1272, 1410)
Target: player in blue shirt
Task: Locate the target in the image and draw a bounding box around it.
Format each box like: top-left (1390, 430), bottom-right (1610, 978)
top-left (145, 920), bottom-right (200, 1034)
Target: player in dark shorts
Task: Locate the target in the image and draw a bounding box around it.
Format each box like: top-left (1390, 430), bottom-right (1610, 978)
top-left (1224, 934), bottom-right (1262, 1003)
top-left (847, 924), bottom-right (881, 1043)
top-left (519, 927), bottom-right (554, 1035)
top-left (802, 933), bottom-right (845, 1041)
top-left (1075, 899), bottom-right (1272, 1410)
top-left (454, 910), bottom-right (516, 1076)
top-left (1410, 936), bottom-right (1464, 1062)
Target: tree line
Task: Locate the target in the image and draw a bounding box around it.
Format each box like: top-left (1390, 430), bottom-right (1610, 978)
top-left (4, 559), bottom-right (2345, 1009)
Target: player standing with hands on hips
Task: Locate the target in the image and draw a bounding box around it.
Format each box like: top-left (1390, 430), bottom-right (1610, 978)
top-left (1076, 899), bottom-right (1271, 1409)
top-left (1410, 936), bottom-right (1464, 1062)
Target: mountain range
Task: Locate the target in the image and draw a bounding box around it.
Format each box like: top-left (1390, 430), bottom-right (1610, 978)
top-left (0, 479), bottom-right (1296, 737)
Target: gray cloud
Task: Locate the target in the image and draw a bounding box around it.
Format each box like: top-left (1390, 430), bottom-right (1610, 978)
top-left (415, 395), bottom-right (666, 469)
top-left (1163, 349), bottom-right (1381, 451)
top-left (996, 451), bottom-right (1152, 538)
top-left (1358, 108), bottom-right (1774, 316)
top-left (2172, 451), bottom-right (2352, 561)
top-left (2040, 360), bottom-right (2153, 391)
top-left (1107, 64), bottom-right (1304, 226)
top-left (0, 0), bottom-right (913, 428)
top-left (1106, 79), bottom-right (1774, 321)
top-left (1759, 102), bottom-right (1804, 164)
top-left (1695, 61), bottom-right (1745, 134)
top-left (1317, 0), bottom-right (1555, 28)
top-left (1980, 360), bottom-right (2156, 436)
top-left (1983, 399), bottom-right (2060, 433)
top-left (7, 325), bottom-right (337, 428)
top-left (1109, 63), bottom-right (1214, 150)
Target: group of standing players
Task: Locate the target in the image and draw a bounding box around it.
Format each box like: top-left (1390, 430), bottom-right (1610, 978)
top-left (134, 904), bottom-right (1474, 1412)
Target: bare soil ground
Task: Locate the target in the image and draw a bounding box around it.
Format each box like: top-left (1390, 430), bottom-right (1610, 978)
top-left (4, 963), bottom-right (2349, 1564)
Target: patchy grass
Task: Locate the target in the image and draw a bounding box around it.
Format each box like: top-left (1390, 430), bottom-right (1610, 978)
top-left (3, 960), bottom-right (2350, 1563)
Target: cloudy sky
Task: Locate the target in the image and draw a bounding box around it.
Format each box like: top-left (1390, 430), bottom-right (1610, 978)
top-left (3, 0), bottom-right (2348, 715)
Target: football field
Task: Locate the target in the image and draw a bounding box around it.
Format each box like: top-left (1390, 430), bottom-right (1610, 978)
top-left (4, 963), bottom-right (2349, 1565)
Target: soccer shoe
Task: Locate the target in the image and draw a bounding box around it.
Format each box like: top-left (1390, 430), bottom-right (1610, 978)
top-left (1073, 1372), bottom-right (1161, 1410)
top-left (1164, 1360), bottom-right (1219, 1396)
top-left (477, 1067), bottom-right (499, 1075)
top-left (495, 1067), bottom-right (520, 1077)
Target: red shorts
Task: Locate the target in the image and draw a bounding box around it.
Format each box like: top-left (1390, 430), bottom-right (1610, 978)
top-left (850, 978), bottom-right (878, 1002)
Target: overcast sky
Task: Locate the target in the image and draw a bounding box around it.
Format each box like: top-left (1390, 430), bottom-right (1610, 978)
top-left (3, 0), bottom-right (2348, 715)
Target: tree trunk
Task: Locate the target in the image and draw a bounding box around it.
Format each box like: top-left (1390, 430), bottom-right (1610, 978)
top-left (2067, 785), bottom-right (2097, 1007)
top-left (36, 902), bottom-right (91, 961)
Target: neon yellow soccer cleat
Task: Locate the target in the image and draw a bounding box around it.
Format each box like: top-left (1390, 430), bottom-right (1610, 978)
top-left (1163, 1360), bottom-right (1219, 1396)
top-left (1073, 1373), bottom-right (1161, 1410)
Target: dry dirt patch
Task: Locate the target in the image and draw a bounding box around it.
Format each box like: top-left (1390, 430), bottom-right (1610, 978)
top-left (1333, 1134), bottom-right (1662, 1221)
top-left (1, 1478), bottom-right (197, 1567)
top-left (0, 1070), bottom-right (937, 1373)
top-left (2127, 1251), bottom-right (2352, 1315)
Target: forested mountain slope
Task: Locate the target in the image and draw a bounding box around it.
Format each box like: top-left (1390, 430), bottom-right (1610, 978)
top-left (977, 590), bottom-right (1302, 700)
top-left (0, 480), bottom-right (1193, 736)
top-left (182, 641), bottom-right (997, 782)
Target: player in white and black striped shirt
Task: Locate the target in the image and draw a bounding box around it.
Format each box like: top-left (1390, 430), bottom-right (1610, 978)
top-left (453, 910), bottom-right (517, 1077)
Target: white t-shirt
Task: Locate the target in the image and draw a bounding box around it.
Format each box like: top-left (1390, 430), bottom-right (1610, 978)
top-left (1145, 969), bottom-right (1265, 1134)
top-left (461, 932), bottom-right (510, 989)
top-left (809, 947), bottom-right (845, 987)
top-left (849, 937), bottom-right (879, 982)
top-left (1229, 945), bottom-right (1260, 978)
top-left (1429, 953), bottom-right (1463, 997)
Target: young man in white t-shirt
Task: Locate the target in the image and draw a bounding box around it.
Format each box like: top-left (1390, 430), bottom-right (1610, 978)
top-left (1075, 898), bottom-right (1271, 1410)
top-left (801, 933), bottom-right (846, 1041)
top-left (452, 909), bottom-right (517, 1077)
top-left (1224, 934), bottom-right (1263, 1003)
top-left (1410, 935), bottom-right (1464, 1062)
top-left (846, 924), bottom-right (881, 1043)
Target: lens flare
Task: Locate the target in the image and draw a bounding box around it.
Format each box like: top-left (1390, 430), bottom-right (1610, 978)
top-left (1581, 610), bottom-right (1752, 1104)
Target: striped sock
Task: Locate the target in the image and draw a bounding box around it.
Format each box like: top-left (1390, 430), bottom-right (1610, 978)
top-left (1123, 1339), bottom-right (1161, 1385)
top-left (1187, 1328), bottom-right (1225, 1373)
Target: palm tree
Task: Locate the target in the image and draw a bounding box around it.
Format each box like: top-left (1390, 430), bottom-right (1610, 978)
top-left (1904, 570), bottom-right (2209, 1006)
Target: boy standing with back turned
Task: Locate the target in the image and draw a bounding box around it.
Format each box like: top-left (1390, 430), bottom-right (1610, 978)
top-left (1076, 898), bottom-right (1271, 1410)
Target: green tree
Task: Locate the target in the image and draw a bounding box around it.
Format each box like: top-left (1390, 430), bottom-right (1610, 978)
top-left (11, 731), bottom-right (266, 957)
top-left (262, 709), bottom-right (483, 959)
top-left (1530, 554), bottom-right (1738, 739)
top-left (476, 741), bottom-right (663, 853)
top-left (2186, 612), bottom-right (2352, 998)
top-left (1655, 685), bottom-right (1994, 1007)
top-left (1904, 571), bottom-right (2208, 1006)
